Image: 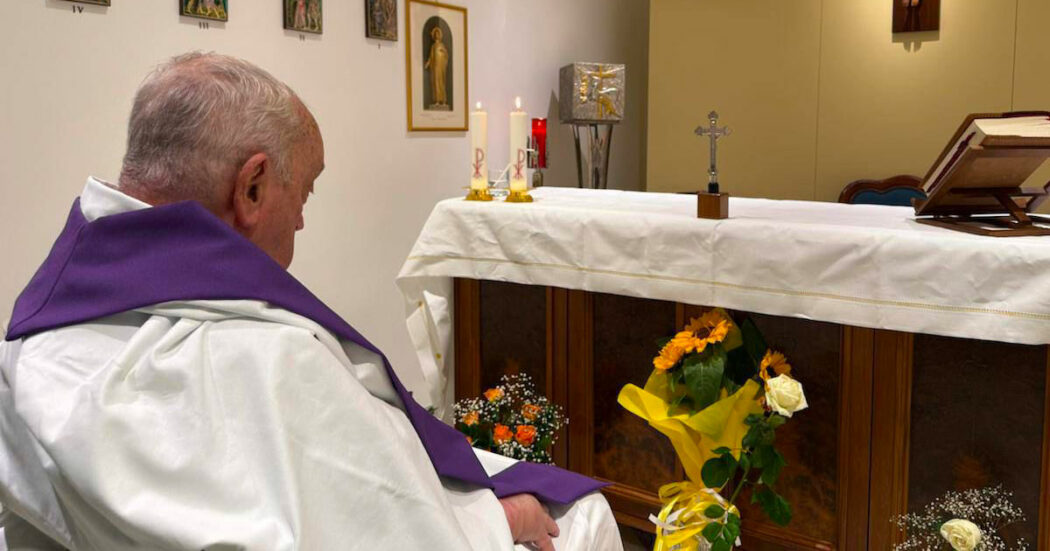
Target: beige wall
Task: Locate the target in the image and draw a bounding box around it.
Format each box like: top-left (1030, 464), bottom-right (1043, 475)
top-left (648, 0), bottom-right (1049, 201)
top-left (0, 0), bottom-right (648, 396)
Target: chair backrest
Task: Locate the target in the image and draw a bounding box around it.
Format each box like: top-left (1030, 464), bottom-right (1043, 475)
top-left (839, 175), bottom-right (926, 207)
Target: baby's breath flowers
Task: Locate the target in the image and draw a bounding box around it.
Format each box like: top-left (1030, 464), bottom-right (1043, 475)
top-left (453, 373), bottom-right (567, 464)
top-left (893, 486), bottom-right (1029, 551)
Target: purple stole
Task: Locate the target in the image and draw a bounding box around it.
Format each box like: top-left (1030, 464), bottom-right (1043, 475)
top-left (5, 199), bottom-right (605, 505)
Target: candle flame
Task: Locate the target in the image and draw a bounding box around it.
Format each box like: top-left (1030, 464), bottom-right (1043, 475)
top-left (515, 97), bottom-right (522, 110)
top-left (476, 101), bottom-right (482, 110)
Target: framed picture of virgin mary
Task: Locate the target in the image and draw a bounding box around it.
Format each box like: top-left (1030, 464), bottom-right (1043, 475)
top-left (406, 0), bottom-right (468, 131)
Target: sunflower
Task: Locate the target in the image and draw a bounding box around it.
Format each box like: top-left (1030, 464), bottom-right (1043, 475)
top-left (653, 342), bottom-right (686, 371)
top-left (759, 350), bottom-right (792, 383)
top-left (681, 310), bottom-right (731, 353)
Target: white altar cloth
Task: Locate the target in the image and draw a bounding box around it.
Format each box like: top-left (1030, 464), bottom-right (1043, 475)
top-left (396, 188), bottom-right (1050, 411)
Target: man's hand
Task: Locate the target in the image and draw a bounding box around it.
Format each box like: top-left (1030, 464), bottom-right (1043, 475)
top-left (498, 493), bottom-right (559, 551)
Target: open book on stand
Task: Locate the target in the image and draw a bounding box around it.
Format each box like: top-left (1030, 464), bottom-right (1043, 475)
top-left (915, 111), bottom-right (1050, 236)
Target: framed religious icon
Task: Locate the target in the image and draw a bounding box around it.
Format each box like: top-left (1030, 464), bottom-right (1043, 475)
top-left (365, 0), bottom-right (398, 41)
top-left (285, 0), bottom-right (323, 34)
top-left (892, 0), bottom-right (940, 33)
top-left (180, 0), bottom-right (228, 22)
top-left (406, 0), bottom-right (468, 131)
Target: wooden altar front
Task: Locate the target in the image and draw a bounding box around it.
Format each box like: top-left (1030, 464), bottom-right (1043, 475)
top-left (453, 279), bottom-right (1050, 551)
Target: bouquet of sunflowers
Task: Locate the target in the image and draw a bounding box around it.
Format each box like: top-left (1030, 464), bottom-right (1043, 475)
top-left (618, 309), bottom-right (808, 551)
top-left (453, 373), bottom-right (566, 464)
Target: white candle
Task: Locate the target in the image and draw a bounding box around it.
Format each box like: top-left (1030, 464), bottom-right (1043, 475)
top-left (469, 102), bottom-right (488, 191)
top-left (509, 97), bottom-right (528, 193)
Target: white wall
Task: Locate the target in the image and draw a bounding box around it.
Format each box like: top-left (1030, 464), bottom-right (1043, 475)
top-left (0, 0), bottom-right (649, 393)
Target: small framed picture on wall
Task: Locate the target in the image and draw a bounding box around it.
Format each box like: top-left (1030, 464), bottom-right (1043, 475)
top-left (285, 0), bottom-right (323, 34)
top-left (366, 0), bottom-right (398, 41)
top-left (406, 0), bottom-right (468, 132)
top-left (180, 0), bottom-right (228, 22)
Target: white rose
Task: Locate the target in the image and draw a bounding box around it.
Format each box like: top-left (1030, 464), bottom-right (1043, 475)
top-left (940, 519), bottom-right (982, 551)
top-left (765, 375), bottom-right (808, 418)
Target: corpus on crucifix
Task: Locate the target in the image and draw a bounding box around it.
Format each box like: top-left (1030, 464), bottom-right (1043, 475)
top-left (695, 110), bottom-right (730, 194)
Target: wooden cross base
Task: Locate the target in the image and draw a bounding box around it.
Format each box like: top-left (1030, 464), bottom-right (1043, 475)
top-left (698, 192), bottom-right (729, 220)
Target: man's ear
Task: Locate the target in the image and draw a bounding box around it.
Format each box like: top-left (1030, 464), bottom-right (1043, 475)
top-left (232, 153), bottom-right (271, 232)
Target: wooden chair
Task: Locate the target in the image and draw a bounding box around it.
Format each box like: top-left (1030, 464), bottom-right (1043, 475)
top-left (838, 175), bottom-right (926, 206)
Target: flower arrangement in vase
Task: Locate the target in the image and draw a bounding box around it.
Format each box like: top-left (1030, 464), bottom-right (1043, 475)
top-left (618, 309), bottom-right (808, 550)
top-left (893, 485), bottom-right (1029, 551)
top-left (453, 373), bottom-right (566, 464)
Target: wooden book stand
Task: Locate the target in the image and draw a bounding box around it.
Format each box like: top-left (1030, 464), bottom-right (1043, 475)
top-left (914, 112), bottom-right (1050, 237)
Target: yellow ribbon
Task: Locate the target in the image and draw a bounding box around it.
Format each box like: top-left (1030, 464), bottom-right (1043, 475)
top-left (650, 481), bottom-right (740, 551)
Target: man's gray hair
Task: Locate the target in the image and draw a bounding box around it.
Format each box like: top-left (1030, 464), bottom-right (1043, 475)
top-left (119, 52), bottom-right (307, 205)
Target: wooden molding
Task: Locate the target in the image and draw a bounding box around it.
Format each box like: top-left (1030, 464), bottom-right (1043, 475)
top-left (548, 287), bottom-right (570, 468)
top-left (838, 326), bottom-right (875, 550)
top-left (741, 522), bottom-right (835, 551)
top-left (1040, 346), bottom-right (1050, 551)
top-left (453, 278), bottom-right (481, 401)
top-left (869, 330), bottom-right (914, 550)
top-left (567, 290), bottom-right (595, 476)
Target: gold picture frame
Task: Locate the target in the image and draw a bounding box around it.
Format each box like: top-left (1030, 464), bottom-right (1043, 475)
top-left (405, 0), bottom-right (468, 132)
top-left (180, 0), bottom-right (228, 22)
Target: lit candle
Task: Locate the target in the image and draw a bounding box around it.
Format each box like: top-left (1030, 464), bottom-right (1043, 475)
top-left (469, 102), bottom-right (488, 191)
top-left (531, 118), bottom-right (547, 169)
top-left (509, 97), bottom-right (528, 193)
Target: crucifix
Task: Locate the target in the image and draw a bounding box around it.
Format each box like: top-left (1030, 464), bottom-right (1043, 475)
top-left (695, 111), bottom-right (731, 194)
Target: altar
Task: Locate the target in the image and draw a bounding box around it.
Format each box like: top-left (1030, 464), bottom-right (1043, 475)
top-left (396, 188), bottom-right (1050, 550)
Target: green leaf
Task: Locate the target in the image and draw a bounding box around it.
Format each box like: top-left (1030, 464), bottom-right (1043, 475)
top-left (711, 538), bottom-right (732, 551)
top-left (701, 455), bottom-right (737, 488)
top-left (726, 513), bottom-right (741, 528)
top-left (724, 519), bottom-right (741, 542)
top-left (742, 418), bottom-right (776, 449)
top-left (739, 317), bottom-right (768, 366)
top-left (721, 375), bottom-right (742, 396)
top-left (712, 446), bottom-right (732, 456)
top-left (701, 522), bottom-right (722, 543)
top-left (744, 414), bottom-right (763, 426)
top-left (683, 347), bottom-right (726, 410)
top-left (725, 347), bottom-right (758, 385)
top-left (760, 449), bottom-right (787, 487)
top-left (704, 505), bottom-right (725, 519)
top-left (755, 486), bottom-right (792, 526)
top-left (738, 452), bottom-right (751, 473)
top-left (767, 415), bottom-right (787, 429)
top-left (750, 444), bottom-right (774, 470)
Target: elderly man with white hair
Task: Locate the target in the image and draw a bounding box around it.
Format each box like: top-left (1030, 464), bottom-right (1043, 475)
top-left (0, 52), bottom-right (622, 551)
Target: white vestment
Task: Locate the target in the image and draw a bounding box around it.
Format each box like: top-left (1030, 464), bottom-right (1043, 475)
top-left (0, 179), bottom-right (622, 551)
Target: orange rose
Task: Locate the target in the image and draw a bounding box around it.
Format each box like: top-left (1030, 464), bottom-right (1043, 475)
top-left (515, 425), bottom-right (537, 447)
top-left (484, 388), bottom-right (505, 402)
top-left (462, 411), bottom-right (479, 426)
top-left (493, 424), bottom-right (513, 444)
top-left (521, 403), bottom-right (541, 421)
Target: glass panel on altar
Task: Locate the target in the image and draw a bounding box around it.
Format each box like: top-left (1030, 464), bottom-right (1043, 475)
top-left (908, 336), bottom-right (1047, 544)
top-left (479, 281), bottom-right (548, 392)
top-left (592, 293), bottom-right (680, 493)
top-left (731, 313), bottom-right (842, 547)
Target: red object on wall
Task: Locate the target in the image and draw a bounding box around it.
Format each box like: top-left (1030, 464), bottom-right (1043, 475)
top-left (532, 118), bottom-right (548, 169)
